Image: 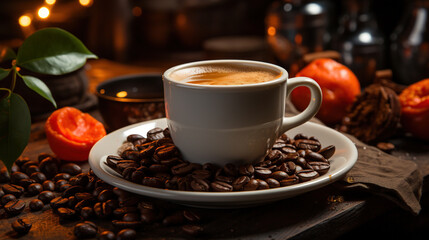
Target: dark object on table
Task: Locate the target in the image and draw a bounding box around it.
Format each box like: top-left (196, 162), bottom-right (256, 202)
top-left (373, 69), bottom-right (407, 95)
top-left (339, 84), bottom-right (401, 144)
top-left (11, 218), bottom-right (32, 234)
top-left (332, 0), bottom-right (385, 88)
top-left (96, 74), bottom-right (165, 132)
top-left (390, 0), bottom-right (429, 85)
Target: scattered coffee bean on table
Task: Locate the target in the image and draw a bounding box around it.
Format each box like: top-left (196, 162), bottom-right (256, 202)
top-left (105, 128), bottom-right (336, 192)
top-left (11, 218), bottom-right (32, 234)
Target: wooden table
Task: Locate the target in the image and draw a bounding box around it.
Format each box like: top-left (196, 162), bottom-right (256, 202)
top-left (1, 59), bottom-right (428, 239)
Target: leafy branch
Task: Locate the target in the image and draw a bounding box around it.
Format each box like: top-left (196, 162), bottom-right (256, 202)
top-left (0, 28), bottom-right (97, 169)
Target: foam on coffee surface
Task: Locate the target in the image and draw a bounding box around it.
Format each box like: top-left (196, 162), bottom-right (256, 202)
top-left (170, 63), bottom-right (281, 85)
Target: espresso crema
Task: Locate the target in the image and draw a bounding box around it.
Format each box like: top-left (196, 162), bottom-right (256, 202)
top-left (169, 63), bottom-right (282, 86)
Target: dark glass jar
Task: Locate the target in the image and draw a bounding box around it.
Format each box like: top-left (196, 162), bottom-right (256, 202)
top-left (390, 0), bottom-right (429, 85)
top-left (332, 0), bottom-right (385, 88)
top-left (265, 0), bottom-right (332, 74)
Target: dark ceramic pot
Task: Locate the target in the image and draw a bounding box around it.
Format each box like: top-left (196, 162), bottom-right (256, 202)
top-left (95, 74), bottom-right (165, 132)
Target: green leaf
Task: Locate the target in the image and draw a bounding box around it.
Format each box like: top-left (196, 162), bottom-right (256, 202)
top-left (0, 68), bottom-right (10, 81)
top-left (21, 75), bottom-right (57, 108)
top-left (16, 27), bottom-right (97, 75)
top-left (0, 93), bottom-right (31, 170)
top-left (0, 47), bottom-right (16, 64)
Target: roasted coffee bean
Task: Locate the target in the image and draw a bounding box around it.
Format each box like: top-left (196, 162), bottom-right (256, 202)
top-left (50, 197), bottom-right (69, 209)
top-left (142, 177), bottom-right (164, 188)
top-left (123, 212), bottom-right (140, 222)
top-left (254, 167), bottom-right (272, 179)
top-left (52, 173), bottom-right (71, 182)
top-left (25, 165), bottom-right (40, 175)
top-left (99, 231), bottom-right (116, 240)
top-left (94, 202), bottom-right (112, 218)
top-left (182, 224), bottom-right (204, 236)
top-left (112, 220), bottom-right (142, 229)
top-left (238, 164), bottom-right (254, 176)
top-left (30, 172), bottom-right (47, 183)
top-left (0, 189), bottom-right (4, 198)
top-left (98, 189), bottom-right (114, 202)
top-left (281, 145), bottom-right (297, 154)
top-left (55, 179), bottom-right (69, 191)
top-left (183, 210), bottom-right (202, 222)
top-left (118, 142), bottom-right (137, 157)
top-left (154, 145), bottom-right (177, 159)
top-left (296, 157), bottom-right (311, 169)
top-left (214, 174), bottom-right (234, 184)
top-left (11, 172), bottom-right (29, 184)
top-left (3, 184), bottom-right (24, 198)
top-left (243, 179), bottom-right (259, 191)
top-left (62, 185), bottom-right (84, 197)
top-left (75, 199), bottom-right (93, 212)
top-left (59, 183), bottom-right (72, 192)
top-left (149, 164), bottom-right (169, 173)
top-left (38, 191), bottom-right (55, 204)
top-left (280, 175), bottom-right (299, 186)
top-left (270, 171), bottom-right (288, 180)
top-left (266, 178), bottom-right (280, 188)
top-left (191, 169), bottom-right (211, 180)
top-left (12, 218), bottom-right (32, 234)
top-left (129, 170), bottom-right (144, 183)
top-left (27, 183), bottom-right (43, 196)
top-left (57, 207), bottom-right (77, 219)
top-left (127, 134), bottom-right (145, 143)
top-left (272, 139), bottom-right (287, 149)
top-left (113, 207), bottom-right (139, 219)
top-left (4, 199), bottom-right (26, 215)
top-left (305, 151), bottom-right (328, 163)
top-left (294, 133), bottom-right (308, 140)
top-left (116, 161), bottom-right (139, 174)
top-left (119, 196), bottom-right (139, 208)
top-left (116, 228), bottom-right (136, 240)
top-left (37, 152), bottom-right (55, 162)
top-left (0, 166), bottom-right (10, 183)
top-left (1, 194), bottom-right (16, 205)
top-left (15, 157), bottom-right (31, 167)
top-left (74, 221), bottom-right (98, 239)
top-left (68, 196), bottom-right (78, 208)
top-left (147, 127), bottom-right (164, 141)
top-left (163, 211), bottom-right (185, 226)
top-left (318, 145), bottom-right (335, 159)
top-left (256, 179), bottom-right (269, 189)
top-left (60, 163), bottom-right (82, 176)
top-left (18, 178), bottom-right (36, 189)
top-left (20, 161), bottom-right (39, 173)
top-left (123, 151), bottom-right (140, 161)
top-left (106, 199), bottom-right (119, 209)
top-left (190, 179), bottom-right (210, 191)
top-left (171, 163), bottom-right (193, 176)
top-left (79, 207), bottom-right (93, 219)
top-left (140, 209), bottom-right (157, 224)
top-left (106, 155), bottom-right (122, 168)
top-left (308, 162), bottom-right (330, 175)
top-left (211, 181), bottom-right (233, 192)
top-left (294, 139), bottom-right (321, 152)
top-left (39, 157), bottom-right (59, 178)
top-left (29, 199), bottom-right (44, 211)
top-left (160, 157), bottom-right (181, 167)
top-left (42, 180), bottom-right (55, 191)
top-left (232, 176), bottom-right (250, 191)
top-left (75, 192), bottom-right (93, 201)
top-left (297, 169), bottom-right (319, 182)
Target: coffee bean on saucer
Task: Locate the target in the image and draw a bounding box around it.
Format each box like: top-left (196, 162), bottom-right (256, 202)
top-left (4, 199), bottom-right (26, 216)
top-left (80, 207), bottom-right (94, 219)
top-left (116, 228), bottom-right (136, 240)
top-left (29, 199), bottom-right (44, 211)
top-left (210, 181), bottom-right (233, 192)
top-left (11, 172), bottom-right (29, 184)
top-left (74, 221), bottom-right (98, 239)
top-left (12, 218), bottom-right (32, 234)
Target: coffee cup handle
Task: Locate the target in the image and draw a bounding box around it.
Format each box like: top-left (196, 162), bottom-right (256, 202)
top-left (280, 77), bottom-right (322, 134)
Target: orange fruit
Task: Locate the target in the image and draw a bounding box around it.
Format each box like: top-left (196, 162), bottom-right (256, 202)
top-left (45, 107), bottom-right (106, 161)
top-left (399, 78), bottom-right (429, 140)
top-left (290, 58), bottom-right (361, 125)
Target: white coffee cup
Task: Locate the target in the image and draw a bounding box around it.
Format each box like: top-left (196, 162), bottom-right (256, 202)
top-left (163, 60), bottom-right (322, 166)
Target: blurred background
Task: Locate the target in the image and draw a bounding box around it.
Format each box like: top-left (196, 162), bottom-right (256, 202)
top-left (0, 0), bottom-right (427, 87)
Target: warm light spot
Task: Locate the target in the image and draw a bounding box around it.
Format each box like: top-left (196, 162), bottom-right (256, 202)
top-left (132, 6), bottom-right (142, 16)
top-left (19, 15), bottom-right (32, 27)
top-left (116, 91), bottom-right (127, 98)
top-left (267, 26), bottom-right (276, 36)
top-left (38, 7), bottom-right (50, 19)
top-left (99, 89), bottom-right (105, 94)
top-left (79, 0), bottom-right (93, 7)
top-left (45, 0), bottom-right (56, 5)
top-left (295, 34), bottom-right (302, 44)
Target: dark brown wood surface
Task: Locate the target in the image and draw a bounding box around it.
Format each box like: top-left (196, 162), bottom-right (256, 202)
top-left (0, 59), bottom-right (427, 240)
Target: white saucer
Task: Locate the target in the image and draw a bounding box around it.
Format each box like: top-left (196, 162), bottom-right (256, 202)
top-left (89, 118), bottom-right (358, 208)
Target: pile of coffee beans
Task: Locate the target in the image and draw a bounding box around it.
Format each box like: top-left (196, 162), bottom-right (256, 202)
top-left (106, 128), bottom-right (335, 192)
top-left (1, 152), bottom-right (204, 239)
